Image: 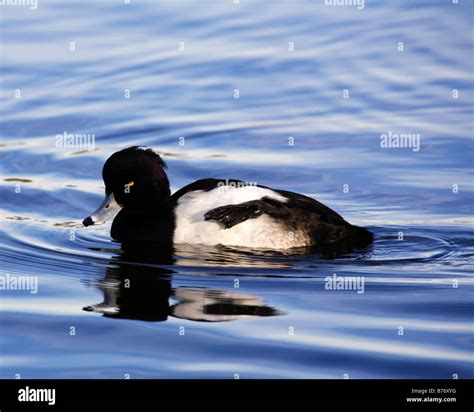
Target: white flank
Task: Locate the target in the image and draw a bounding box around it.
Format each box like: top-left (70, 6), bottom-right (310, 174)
top-left (173, 185), bottom-right (306, 249)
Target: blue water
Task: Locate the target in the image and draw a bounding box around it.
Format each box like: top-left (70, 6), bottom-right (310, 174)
top-left (0, 0), bottom-right (473, 378)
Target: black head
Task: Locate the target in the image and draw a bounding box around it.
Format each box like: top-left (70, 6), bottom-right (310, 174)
top-left (82, 146), bottom-right (171, 227)
top-left (102, 146), bottom-right (170, 212)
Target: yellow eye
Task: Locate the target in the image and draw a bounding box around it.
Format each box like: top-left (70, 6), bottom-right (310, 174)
top-left (128, 181), bottom-right (134, 187)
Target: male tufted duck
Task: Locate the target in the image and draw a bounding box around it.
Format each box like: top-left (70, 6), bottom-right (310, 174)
top-left (82, 146), bottom-right (373, 250)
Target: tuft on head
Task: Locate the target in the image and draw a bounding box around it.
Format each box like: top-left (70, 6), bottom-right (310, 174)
top-left (129, 146), bottom-right (168, 169)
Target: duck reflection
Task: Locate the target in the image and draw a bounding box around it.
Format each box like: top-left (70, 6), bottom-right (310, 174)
top-left (84, 242), bottom-right (281, 322)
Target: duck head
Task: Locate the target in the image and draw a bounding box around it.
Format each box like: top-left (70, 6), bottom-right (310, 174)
top-left (83, 146), bottom-right (170, 226)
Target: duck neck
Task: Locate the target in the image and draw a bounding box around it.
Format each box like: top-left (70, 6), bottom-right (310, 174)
top-left (111, 198), bottom-right (176, 243)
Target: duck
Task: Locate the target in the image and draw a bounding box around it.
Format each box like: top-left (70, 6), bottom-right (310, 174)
top-left (82, 146), bottom-right (373, 250)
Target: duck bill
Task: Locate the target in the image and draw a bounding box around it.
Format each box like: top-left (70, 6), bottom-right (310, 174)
top-left (83, 193), bottom-right (122, 227)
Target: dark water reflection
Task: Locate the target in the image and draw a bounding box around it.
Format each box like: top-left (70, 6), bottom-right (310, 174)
top-left (84, 244), bottom-right (281, 322)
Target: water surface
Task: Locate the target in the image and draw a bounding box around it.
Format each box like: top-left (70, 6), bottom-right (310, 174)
top-left (0, 0), bottom-right (473, 378)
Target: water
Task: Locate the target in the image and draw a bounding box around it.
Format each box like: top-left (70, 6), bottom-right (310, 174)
top-left (0, 0), bottom-right (473, 379)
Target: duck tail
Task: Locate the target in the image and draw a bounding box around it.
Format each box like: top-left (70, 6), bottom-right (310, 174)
top-left (349, 224), bottom-right (374, 247)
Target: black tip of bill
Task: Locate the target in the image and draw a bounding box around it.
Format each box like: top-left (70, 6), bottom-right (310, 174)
top-left (82, 216), bottom-right (94, 227)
